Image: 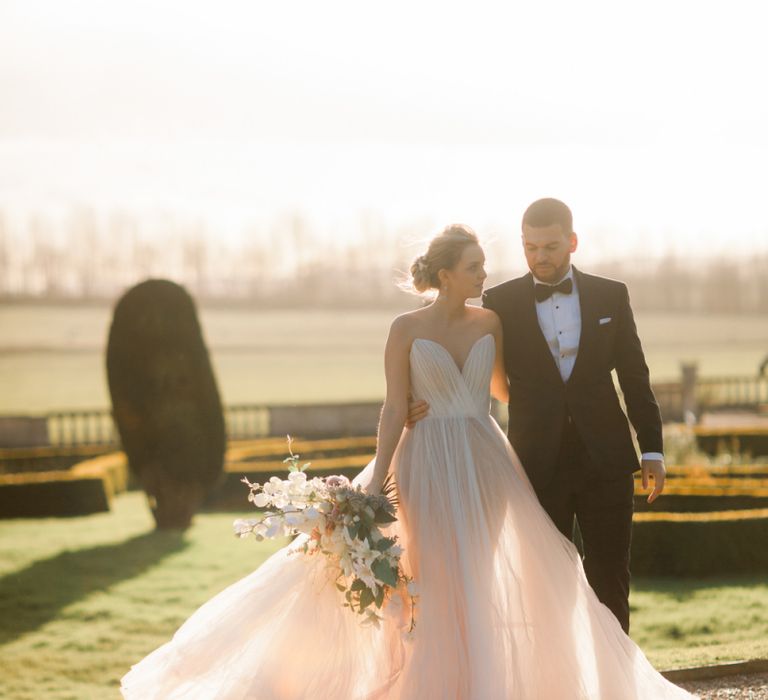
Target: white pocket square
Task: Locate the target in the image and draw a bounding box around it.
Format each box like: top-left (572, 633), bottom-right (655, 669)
top-left (599, 317), bottom-right (612, 325)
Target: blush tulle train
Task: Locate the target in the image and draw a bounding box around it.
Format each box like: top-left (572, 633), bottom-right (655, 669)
top-left (121, 334), bottom-right (697, 699)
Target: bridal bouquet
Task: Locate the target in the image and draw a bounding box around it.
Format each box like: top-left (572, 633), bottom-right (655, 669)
top-left (233, 438), bottom-right (416, 630)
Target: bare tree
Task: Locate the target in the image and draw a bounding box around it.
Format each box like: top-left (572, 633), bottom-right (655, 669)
top-left (68, 206), bottom-right (101, 298)
top-left (0, 212), bottom-right (9, 295)
top-left (182, 224), bottom-right (209, 298)
top-left (30, 214), bottom-right (66, 296)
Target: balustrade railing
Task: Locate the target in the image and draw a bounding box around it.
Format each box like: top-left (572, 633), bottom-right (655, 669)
top-left (2, 374), bottom-right (766, 452)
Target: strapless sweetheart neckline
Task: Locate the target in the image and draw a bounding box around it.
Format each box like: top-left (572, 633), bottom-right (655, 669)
top-left (411, 333), bottom-right (493, 374)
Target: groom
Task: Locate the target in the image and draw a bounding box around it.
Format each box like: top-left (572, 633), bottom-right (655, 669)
top-left (410, 198), bottom-right (665, 633)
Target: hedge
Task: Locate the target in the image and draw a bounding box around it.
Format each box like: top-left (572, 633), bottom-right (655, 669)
top-left (630, 509), bottom-right (768, 576)
top-left (0, 470), bottom-right (112, 518)
top-left (634, 493), bottom-right (768, 512)
top-left (226, 436), bottom-right (377, 463)
top-left (70, 452), bottom-right (129, 495)
top-left (206, 454), bottom-right (373, 510)
top-left (0, 453), bottom-right (128, 518)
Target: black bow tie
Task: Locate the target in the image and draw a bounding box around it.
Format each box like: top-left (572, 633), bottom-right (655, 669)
top-left (534, 277), bottom-right (573, 302)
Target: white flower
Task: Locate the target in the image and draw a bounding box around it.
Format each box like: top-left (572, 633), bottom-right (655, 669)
top-left (251, 492), bottom-right (270, 508)
top-left (283, 512), bottom-right (305, 527)
top-left (323, 535), bottom-right (347, 557)
top-left (232, 519), bottom-right (254, 537)
top-left (360, 608), bottom-right (382, 628)
top-left (301, 506), bottom-right (323, 529)
top-left (339, 552), bottom-right (354, 577)
top-left (238, 461), bottom-right (412, 631)
top-left (265, 519), bottom-right (284, 538)
top-left (325, 475), bottom-right (350, 489)
top-left (272, 495), bottom-right (289, 509)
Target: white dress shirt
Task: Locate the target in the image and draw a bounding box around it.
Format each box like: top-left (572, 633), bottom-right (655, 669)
top-left (532, 266), bottom-right (663, 464)
top-left (533, 266), bottom-right (581, 383)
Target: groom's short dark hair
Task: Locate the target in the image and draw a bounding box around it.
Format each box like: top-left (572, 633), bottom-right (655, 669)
top-left (522, 198), bottom-right (573, 235)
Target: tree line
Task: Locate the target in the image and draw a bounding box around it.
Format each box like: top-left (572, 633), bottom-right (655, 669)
top-left (1, 209), bottom-right (766, 313)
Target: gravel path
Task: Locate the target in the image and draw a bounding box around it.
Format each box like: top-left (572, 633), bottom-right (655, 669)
top-left (677, 672), bottom-right (768, 699)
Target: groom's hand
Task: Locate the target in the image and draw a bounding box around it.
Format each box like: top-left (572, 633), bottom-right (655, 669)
top-left (406, 398), bottom-right (430, 428)
top-left (641, 459), bottom-right (666, 503)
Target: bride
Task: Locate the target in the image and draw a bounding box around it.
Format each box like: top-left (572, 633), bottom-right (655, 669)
top-left (121, 225), bottom-right (697, 699)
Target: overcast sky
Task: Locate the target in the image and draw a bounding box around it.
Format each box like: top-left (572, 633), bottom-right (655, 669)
top-left (1, 0), bottom-right (767, 263)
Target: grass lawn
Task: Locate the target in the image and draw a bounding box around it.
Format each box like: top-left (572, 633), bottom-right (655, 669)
top-left (4, 304), bottom-right (768, 413)
top-left (1, 493), bottom-right (767, 700)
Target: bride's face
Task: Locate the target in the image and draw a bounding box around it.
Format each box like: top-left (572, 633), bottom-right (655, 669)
top-left (440, 244), bottom-right (487, 299)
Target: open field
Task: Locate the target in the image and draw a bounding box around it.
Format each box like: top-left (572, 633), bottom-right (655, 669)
top-left (1, 302), bottom-right (767, 414)
top-left (0, 492), bottom-right (767, 699)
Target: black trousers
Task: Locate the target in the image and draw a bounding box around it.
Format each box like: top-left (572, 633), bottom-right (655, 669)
top-left (532, 416), bottom-right (635, 633)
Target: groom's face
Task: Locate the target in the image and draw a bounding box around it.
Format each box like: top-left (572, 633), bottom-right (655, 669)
top-left (521, 223), bottom-right (578, 283)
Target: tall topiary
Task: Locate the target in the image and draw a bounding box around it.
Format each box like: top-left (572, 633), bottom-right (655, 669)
top-left (106, 279), bottom-right (226, 529)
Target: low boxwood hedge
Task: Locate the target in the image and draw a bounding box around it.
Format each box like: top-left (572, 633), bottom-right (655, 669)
top-left (0, 454), bottom-right (128, 518)
top-left (0, 470), bottom-right (112, 518)
top-left (631, 509), bottom-right (768, 576)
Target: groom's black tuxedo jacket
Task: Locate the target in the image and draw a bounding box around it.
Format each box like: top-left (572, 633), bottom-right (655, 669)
top-left (482, 267), bottom-right (662, 490)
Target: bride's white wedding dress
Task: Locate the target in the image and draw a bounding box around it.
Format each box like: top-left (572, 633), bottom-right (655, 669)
top-left (121, 333), bottom-right (697, 699)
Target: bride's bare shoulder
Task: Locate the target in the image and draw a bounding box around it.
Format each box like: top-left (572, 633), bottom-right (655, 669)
top-left (467, 306), bottom-right (502, 333)
top-left (388, 310), bottom-right (423, 342)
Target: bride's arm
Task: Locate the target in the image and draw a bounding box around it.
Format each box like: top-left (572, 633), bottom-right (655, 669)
top-left (367, 317), bottom-right (411, 495)
top-left (489, 315), bottom-right (509, 404)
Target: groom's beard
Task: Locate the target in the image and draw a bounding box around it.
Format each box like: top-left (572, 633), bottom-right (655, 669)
top-left (533, 255), bottom-right (571, 283)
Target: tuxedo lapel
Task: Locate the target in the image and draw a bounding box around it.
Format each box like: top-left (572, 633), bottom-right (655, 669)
top-left (568, 266), bottom-right (597, 384)
top-left (518, 272), bottom-right (562, 382)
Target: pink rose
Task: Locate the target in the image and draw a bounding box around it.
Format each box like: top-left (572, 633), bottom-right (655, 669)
top-left (325, 475), bottom-right (351, 488)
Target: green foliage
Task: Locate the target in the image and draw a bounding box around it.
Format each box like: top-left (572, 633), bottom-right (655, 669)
top-left (358, 586), bottom-right (374, 610)
top-left (0, 472), bottom-right (111, 517)
top-left (371, 559), bottom-right (398, 587)
top-left (635, 493), bottom-right (768, 513)
top-left (106, 280), bottom-right (226, 530)
top-left (630, 576), bottom-right (768, 669)
top-left (5, 305), bottom-right (768, 415)
top-left (632, 514), bottom-right (768, 576)
top-left (0, 492), bottom-right (282, 700)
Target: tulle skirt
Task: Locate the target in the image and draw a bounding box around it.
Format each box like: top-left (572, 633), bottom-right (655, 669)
top-left (121, 414), bottom-right (697, 699)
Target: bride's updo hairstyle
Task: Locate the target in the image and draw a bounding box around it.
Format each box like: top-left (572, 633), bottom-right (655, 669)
top-left (409, 224), bottom-right (479, 294)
